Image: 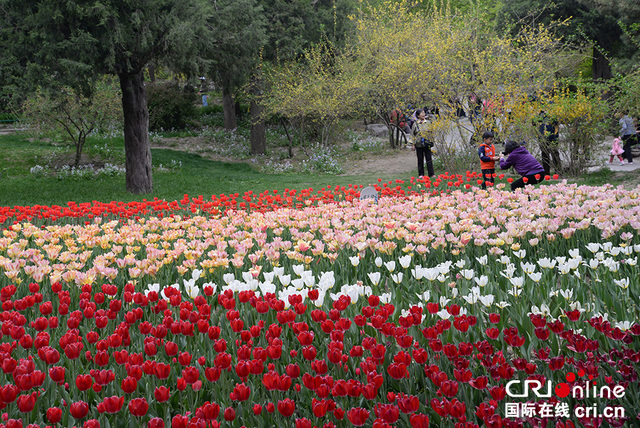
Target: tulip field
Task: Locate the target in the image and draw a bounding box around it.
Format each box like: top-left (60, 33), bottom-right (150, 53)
top-left (0, 175), bottom-right (639, 428)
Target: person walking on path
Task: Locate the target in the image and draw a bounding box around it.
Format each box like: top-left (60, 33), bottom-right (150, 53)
top-left (609, 137), bottom-right (626, 166)
top-left (411, 109), bottom-right (435, 178)
top-left (617, 111), bottom-right (637, 164)
top-left (478, 131), bottom-right (500, 189)
top-left (499, 140), bottom-right (546, 191)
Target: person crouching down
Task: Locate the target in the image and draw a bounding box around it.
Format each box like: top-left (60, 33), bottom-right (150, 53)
top-left (478, 131), bottom-right (500, 189)
top-left (499, 140), bottom-right (546, 191)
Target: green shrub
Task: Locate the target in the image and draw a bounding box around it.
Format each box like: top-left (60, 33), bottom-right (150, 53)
top-left (199, 105), bottom-right (225, 128)
top-left (146, 83), bottom-right (197, 131)
top-left (0, 112), bottom-right (18, 123)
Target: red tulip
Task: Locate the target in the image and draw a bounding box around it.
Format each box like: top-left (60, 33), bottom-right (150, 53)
top-left (178, 351), bottom-right (192, 366)
top-left (172, 415), bottom-right (188, 428)
top-left (347, 407), bottom-right (370, 426)
top-left (387, 362), bottom-right (408, 379)
top-left (469, 376), bottom-right (488, 390)
top-left (535, 327), bottom-right (550, 340)
top-left (91, 369), bottom-right (115, 385)
top-left (154, 386), bottom-right (171, 403)
top-left (223, 407), bottom-right (236, 421)
top-left (47, 407), bottom-right (63, 423)
top-left (295, 418), bottom-right (313, 428)
top-left (17, 392), bottom-right (38, 413)
top-left (164, 341), bottom-right (178, 356)
top-left (181, 366), bottom-right (199, 384)
top-left (205, 366), bottom-right (221, 382)
top-left (302, 345), bottom-right (317, 360)
top-left (148, 417), bottom-right (165, 428)
top-left (128, 397), bottom-right (149, 417)
top-left (2, 357), bottom-right (17, 373)
top-left (97, 395), bottom-right (124, 414)
top-left (70, 401), bottom-right (89, 419)
top-left (448, 399), bottom-right (466, 419)
top-left (373, 403), bottom-right (400, 423)
top-left (5, 420), bottom-right (23, 428)
top-left (409, 413), bottom-right (430, 428)
top-left (120, 376), bottom-right (138, 393)
top-left (549, 356), bottom-right (565, 371)
top-left (486, 327), bottom-right (500, 339)
top-left (230, 382), bottom-right (251, 401)
top-left (1, 384), bottom-right (19, 403)
top-left (49, 366), bottom-right (65, 384)
top-left (277, 398), bottom-right (296, 417)
top-left (490, 385), bottom-right (506, 401)
top-left (397, 393), bottom-right (420, 413)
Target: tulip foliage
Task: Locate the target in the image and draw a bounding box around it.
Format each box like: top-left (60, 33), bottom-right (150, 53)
top-left (0, 180), bottom-right (639, 428)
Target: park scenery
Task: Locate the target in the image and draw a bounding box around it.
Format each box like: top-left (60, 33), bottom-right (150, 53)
top-left (1, 0), bottom-right (640, 428)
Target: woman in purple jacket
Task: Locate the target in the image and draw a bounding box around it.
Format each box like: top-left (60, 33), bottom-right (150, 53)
top-left (499, 140), bottom-right (546, 191)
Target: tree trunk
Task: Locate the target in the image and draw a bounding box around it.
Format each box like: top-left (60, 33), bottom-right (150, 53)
top-left (74, 138), bottom-right (83, 169)
top-left (148, 65), bottom-right (156, 83)
top-left (592, 47), bottom-right (612, 81)
top-left (250, 99), bottom-right (266, 155)
top-left (280, 117), bottom-right (294, 158)
top-left (119, 71), bottom-right (153, 194)
top-left (222, 88), bottom-right (237, 130)
top-left (235, 99), bottom-right (243, 120)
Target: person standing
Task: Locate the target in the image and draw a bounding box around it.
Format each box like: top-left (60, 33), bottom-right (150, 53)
top-left (411, 109), bottom-right (435, 178)
top-left (499, 140), bottom-right (546, 191)
top-left (199, 77), bottom-right (208, 107)
top-left (609, 137), bottom-right (626, 165)
top-left (537, 111), bottom-right (561, 175)
top-left (478, 131), bottom-right (500, 189)
top-left (617, 111), bottom-right (637, 164)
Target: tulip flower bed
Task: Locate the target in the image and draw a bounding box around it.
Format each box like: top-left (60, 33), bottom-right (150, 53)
top-left (0, 172), bottom-right (558, 225)
top-left (0, 181), bottom-right (638, 428)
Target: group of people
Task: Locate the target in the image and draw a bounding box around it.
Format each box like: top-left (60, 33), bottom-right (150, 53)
top-left (396, 103), bottom-right (639, 191)
top-left (478, 131), bottom-right (546, 191)
top-left (407, 105), bottom-right (547, 191)
top-left (610, 111), bottom-right (638, 165)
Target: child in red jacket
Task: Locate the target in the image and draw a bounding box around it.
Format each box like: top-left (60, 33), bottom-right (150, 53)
top-left (478, 131), bottom-right (500, 189)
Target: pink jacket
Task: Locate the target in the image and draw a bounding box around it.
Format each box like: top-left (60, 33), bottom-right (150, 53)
top-left (611, 138), bottom-right (624, 155)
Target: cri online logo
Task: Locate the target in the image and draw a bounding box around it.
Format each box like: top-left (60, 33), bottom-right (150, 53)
top-left (506, 370), bottom-right (626, 399)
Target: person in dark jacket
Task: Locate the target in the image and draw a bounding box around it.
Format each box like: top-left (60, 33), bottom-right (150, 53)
top-left (411, 109), bottom-right (435, 178)
top-left (499, 140), bottom-right (546, 191)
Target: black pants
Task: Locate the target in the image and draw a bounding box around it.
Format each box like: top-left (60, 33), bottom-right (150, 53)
top-left (416, 146), bottom-right (434, 177)
top-left (481, 168), bottom-right (494, 189)
top-left (622, 134), bottom-right (636, 163)
top-left (511, 173), bottom-right (545, 191)
top-left (539, 138), bottom-right (561, 175)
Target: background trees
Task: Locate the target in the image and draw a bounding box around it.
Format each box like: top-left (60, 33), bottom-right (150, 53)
top-left (0, 0), bottom-right (638, 190)
top-left (264, 0), bottom-right (583, 170)
top-left (200, 0), bottom-right (267, 131)
top-left (22, 79), bottom-right (122, 169)
top-left (0, 0), bottom-right (208, 194)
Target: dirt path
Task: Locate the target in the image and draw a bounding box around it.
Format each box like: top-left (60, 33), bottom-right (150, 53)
top-left (341, 146), bottom-right (417, 176)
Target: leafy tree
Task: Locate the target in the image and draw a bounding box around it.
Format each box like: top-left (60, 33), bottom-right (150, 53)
top-left (265, 0), bottom-right (583, 172)
top-left (496, 0), bottom-right (626, 80)
top-left (0, 0), bottom-right (207, 194)
top-left (262, 42), bottom-right (362, 152)
top-left (250, 0), bottom-right (357, 155)
top-left (22, 78), bottom-right (122, 168)
top-left (200, 0), bottom-right (266, 131)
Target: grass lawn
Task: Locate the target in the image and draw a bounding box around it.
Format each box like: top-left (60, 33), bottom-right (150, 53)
top-left (0, 133), bottom-right (407, 206)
